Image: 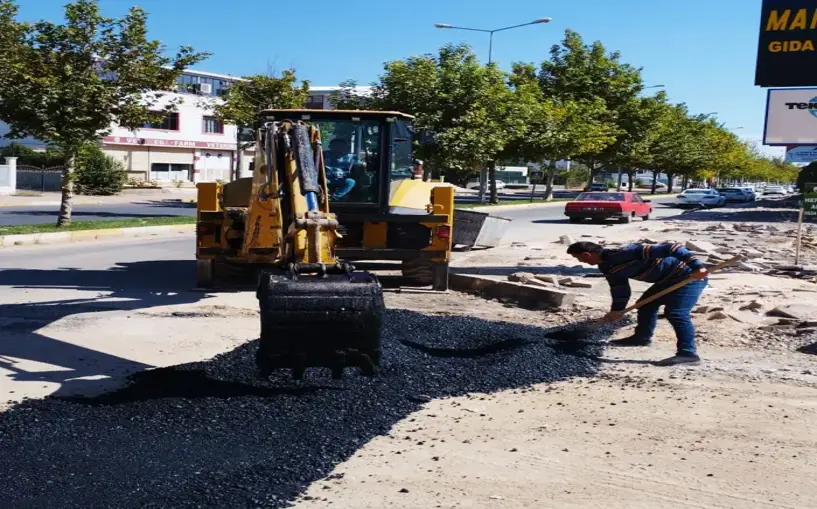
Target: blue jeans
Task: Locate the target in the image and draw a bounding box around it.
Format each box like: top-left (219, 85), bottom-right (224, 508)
top-left (329, 177), bottom-right (355, 200)
top-left (633, 277), bottom-right (708, 356)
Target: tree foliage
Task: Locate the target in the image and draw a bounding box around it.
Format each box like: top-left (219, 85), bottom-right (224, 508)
top-left (211, 70), bottom-right (310, 128)
top-left (0, 0), bottom-right (208, 226)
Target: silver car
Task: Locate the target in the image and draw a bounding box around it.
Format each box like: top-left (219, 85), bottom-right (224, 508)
top-left (676, 189), bottom-right (727, 208)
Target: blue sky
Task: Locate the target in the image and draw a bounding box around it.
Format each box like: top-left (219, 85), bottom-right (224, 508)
top-left (20, 0), bottom-right (781, 156)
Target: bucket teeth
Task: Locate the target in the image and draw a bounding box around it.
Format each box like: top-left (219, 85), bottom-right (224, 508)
top-left (255, 270), bottom-right (385, 380)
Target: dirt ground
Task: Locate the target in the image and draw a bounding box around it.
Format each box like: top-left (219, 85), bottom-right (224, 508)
top-left (291, 295), bottom-right (817, 509)
top-left (3, 200), bottom-right (816, 508)
top-left (287, 205), bottom-right (817, 509)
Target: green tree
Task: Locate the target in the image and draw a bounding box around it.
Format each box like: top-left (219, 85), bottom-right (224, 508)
top-left (211, 70), bottom-right (310, 127)
top-left (0, 0), bottom-right (208, 227)
top-left (210, 70), bottom-right (310, 179)
top-left (537, 29), bottom-right (645, 186)
top-left (334, 44), bottom-right (520, 198)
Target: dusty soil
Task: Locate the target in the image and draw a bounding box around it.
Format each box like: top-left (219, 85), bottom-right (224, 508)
top-left (290, 296), bottom-right (817, 509)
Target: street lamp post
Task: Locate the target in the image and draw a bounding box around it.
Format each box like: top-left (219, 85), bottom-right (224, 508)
top-left (435, 18), bottom-right (552, 202)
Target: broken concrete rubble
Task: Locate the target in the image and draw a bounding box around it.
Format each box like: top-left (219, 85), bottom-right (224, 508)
top-left (685, 240), bottom-right (719, 254)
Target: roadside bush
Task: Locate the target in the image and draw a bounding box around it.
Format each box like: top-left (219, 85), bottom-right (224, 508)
top-left (74, 145), bottom-right (127, 195)
top-left (604, 180), bottom-right (616, 189)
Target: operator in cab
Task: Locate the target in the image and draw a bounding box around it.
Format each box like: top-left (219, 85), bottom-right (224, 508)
top-left (567, 241), bottom-right (709, 367)
top-left (324, 138), bottom-right (359, 200)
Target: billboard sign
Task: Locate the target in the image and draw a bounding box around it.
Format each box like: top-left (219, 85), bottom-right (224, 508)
top-left (763, 88), bottom-right (817, 145)
top-left (786, 145), bottom-right (817, 162)
top-left (756, 1), bottom-right (817, 87)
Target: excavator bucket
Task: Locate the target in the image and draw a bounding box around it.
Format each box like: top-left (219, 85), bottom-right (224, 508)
top-left (255, 270), bottom-right (385, 380)
top-left (249, 119), bottom-right (385, 380)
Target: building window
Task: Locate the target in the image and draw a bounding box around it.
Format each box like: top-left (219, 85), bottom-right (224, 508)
top-left (150, 163), bottom-right (191, 181)
top-left (142, 112), bottom-right (179, 131)
top-left (306, 95), bottom-right (324, 109)
top-left (203, 116), bottom-right (224, 134)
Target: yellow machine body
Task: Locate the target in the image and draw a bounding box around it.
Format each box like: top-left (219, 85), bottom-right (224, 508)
top-left (195, 109), bottom-right (455, 291)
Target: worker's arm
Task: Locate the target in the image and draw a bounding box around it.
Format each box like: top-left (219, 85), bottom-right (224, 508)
top-left (639, 243), bottom-right (706, 271)
top-left (605, 274), bottom-right (632, 312)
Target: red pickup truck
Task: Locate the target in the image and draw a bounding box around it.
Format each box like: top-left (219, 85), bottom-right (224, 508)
top-left (564, 192), bottom-right (653, 224)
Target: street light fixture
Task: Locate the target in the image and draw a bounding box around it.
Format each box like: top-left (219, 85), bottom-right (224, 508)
top-left (434, 18), bottom-right (552, 64)
top-left (434, 18), bottom-right (553, 203)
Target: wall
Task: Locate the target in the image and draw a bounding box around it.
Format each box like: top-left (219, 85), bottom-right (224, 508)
top-left (0, 157), bottom-right (18, 195)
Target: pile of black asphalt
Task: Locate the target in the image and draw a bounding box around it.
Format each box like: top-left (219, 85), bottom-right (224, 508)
top-left (0, 309), bottom-right (607, 509)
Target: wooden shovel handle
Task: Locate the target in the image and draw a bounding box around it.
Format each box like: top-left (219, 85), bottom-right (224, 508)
top-left (619, 254), bottom-right (745, 314)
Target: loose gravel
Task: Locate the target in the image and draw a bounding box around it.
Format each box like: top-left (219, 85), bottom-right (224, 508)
top-left (0, 309), bottom-right (604, 509)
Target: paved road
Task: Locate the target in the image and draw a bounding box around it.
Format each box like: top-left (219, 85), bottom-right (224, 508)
top-left (0, 200), bottom-right (197, 225)
top-left (0, 191), bottom-right (675, 226)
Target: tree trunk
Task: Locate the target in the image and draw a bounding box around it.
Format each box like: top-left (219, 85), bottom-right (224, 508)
top-left (627, 171), bottom-right (634, 192)
top-left (666, 172), bottom-right (675, 194)
top-left (478, 164), bottom-right (488, 203)
top-left (57, 151), bottom-right (76, 228)
top-left (488, 161), bottom-right (498, 204)
top-left (544, 160), bottom-right (557, 202)
top-left (617, 168), bottom-right (623, 190)
top-left (651, 171), bottom-right (659, 195)
top-left (682, 174), bottom-right (689, 190)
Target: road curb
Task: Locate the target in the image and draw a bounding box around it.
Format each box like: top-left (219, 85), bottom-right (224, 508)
top-left (0, 224), bottom-right (195, 248)
top-left (449, 273), bottom-right (576, 309)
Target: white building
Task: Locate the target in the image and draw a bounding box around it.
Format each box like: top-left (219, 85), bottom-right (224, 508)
top-left (0, 70), bottom-right (365, 184)
top-left (102, 69), bottom-right (251, 183)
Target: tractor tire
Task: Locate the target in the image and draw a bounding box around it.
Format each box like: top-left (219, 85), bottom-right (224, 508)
top-left (196, 259), bottom-right (215, 289)
top-left (401, 258), bottom-right (435, 287)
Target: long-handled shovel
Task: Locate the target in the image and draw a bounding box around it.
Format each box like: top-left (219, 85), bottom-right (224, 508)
top-left (545, 254), bottom-right (745, 342)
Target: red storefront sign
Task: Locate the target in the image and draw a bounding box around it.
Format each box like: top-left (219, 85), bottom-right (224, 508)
top-left (102, 135), bottom-right (235, 151)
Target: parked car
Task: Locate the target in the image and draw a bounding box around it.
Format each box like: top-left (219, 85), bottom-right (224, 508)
top-left (564, 191), bottom-right (653, 224)
top-left (717, 187), bottom-right (753, 203)
top-left (466, 179), bottom-right (506, 190)
top-left (762, 186), bottom-right (788, 197)
top-left (675, 189), bottom-right (726, 208)
top-left (740, 187), bottom-right (757, 201)
top-left (586, 182), bottom-right (608, 192)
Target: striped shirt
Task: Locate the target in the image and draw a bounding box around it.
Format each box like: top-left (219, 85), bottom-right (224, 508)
top-left (599, 243), bottom-right (706, 311)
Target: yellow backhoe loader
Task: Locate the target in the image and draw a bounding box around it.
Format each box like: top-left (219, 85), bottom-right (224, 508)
top-left (194, 109), bottom-right (455, 379)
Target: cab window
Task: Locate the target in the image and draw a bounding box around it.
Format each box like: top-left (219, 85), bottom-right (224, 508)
top-left (312, 118), bottom-right (381, 204)
top-left (390, 119), bottom-right (414, 183)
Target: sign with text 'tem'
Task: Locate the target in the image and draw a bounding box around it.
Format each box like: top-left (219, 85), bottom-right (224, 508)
top-left (756, 1), bottom-right (817, 87)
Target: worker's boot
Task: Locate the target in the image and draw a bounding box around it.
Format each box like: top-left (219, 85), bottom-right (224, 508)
top-left (608, 335), bottom-right (651, 347)
top-left (654, 353), bottom-right (701, 366)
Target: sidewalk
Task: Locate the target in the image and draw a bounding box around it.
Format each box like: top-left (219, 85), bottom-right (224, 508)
top-left (0, 188), bottom-right (198, 207)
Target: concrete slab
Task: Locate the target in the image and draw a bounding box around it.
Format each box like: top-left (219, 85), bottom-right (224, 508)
top-left (450, 273), bottom-right (576, 310)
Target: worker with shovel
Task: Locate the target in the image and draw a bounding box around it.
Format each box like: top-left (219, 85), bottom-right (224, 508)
top-left (567, 241), bottom-right (709, 366)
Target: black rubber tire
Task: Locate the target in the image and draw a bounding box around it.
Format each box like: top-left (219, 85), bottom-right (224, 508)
top-left (196, 259), bottom-right (215, 289)
top-left (401, 258), bottom-right (434, 287)
top-left (620, 213), bottom-right (633, 224)
top-left (643, 212), bottom-right (651, 221)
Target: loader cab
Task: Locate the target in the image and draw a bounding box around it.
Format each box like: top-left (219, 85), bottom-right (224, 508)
top-left (256, 109), bottom-right (417, 213)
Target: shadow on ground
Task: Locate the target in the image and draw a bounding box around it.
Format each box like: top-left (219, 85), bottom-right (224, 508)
top-left (139, 199), bottom-right (198, 210)
top-left (0, 260), bottom-right (210, 397)
top-left (0, 309), bottom-right (607, 509)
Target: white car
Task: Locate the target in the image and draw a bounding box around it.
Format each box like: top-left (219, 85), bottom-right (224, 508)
top-left (717, 187), bottom-right (753, 203)
top-left (675, 189), bottom-right (726, 208)
top-left (763, 186), bottom-right (788, 197)
top-left (466, 179), bottom-right (506, 190)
